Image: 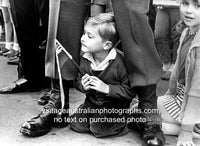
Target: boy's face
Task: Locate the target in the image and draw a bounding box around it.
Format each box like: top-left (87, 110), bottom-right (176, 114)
top-left (180, 0), bottom-right (200, 30)
top-left (81, 25), bottom-right (106, 53)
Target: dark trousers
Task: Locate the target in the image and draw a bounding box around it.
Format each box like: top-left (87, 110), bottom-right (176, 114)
top-left (155, 8), bottom-right (180, 64)
top-left (45, 79), bottom-right (70, 110)
top-left (69, 99), bottom-right (128, 138)
top-left (9, 0), bottom-right (49, 88)
top-left (111, 0), bottom-right (162, 125)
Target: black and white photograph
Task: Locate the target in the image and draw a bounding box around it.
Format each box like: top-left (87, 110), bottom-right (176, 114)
top-left (0, 0), bottom-right (200, 146)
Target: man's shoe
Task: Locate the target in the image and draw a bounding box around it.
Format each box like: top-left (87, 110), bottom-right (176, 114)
top-left (142, 124), bottom-right (165, 146)
top-left (20, 111), bottom-right (53, 137)
top-left (0, 47), bottom-right (9, 55)
top-left (0, 78), bottom-right (29, 94)
top-left (3, 49), bottom-right (15, 57)
top-left (7, 57), bottom-right (19, 65)
top-left (38, 89), bottom-right (51, 105)
top-left (128, 114), bottom-right (165, 146)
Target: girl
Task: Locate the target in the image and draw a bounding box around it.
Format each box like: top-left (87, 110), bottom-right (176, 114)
top-left (158, 0), bottom-right (200, 146)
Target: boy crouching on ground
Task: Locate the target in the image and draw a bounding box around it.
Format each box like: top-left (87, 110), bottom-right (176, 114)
top-left (69, 12), bottom-right (136, 137)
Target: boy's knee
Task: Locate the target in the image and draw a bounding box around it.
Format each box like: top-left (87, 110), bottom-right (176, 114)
top-left (69, 122), bottom-right (89, 133)
top-left (90, 125), bottom-right (107, 138)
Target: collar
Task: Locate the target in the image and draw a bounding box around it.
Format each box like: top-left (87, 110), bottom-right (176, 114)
top-left (83, 48), bottom-right (117, 71)
top-left (182, 28), bottom-right (200, 49)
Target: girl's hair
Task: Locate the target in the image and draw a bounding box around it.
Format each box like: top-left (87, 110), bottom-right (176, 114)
top-left (85, 13), bottom-right (119, 46)
top-left (176, 19), bottom-right (187, 33)
top-left (176, 0), bottom-right (200, 33)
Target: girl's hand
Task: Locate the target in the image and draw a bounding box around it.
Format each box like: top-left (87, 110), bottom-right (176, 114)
top-left (176, 130), bottom-right (195, 146)
top-left (88, 76), bottom-right (109, 94)
top-left (81, 74), bottom-right (91, 91)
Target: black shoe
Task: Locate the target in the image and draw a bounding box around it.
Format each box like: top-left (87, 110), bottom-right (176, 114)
top-left (38, 89), bottom-right (51, 105)
top-left (128, 115), bottom-right (165, 146)
top-left (0, 47), bottom-right (9, 55)
top-left (142, 124), bottom-right (165, 146)
top-left (7, 57), bottom-right (19, 65)
top-left (0, 78), bottom-right (33, 94)
top-left (20, 111), bottom-right (54, 137)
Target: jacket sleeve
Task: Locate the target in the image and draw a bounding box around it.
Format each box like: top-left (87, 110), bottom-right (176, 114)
top-left (166, 29), bottom-right (188, 95)
top-left (188, 47), bottom-right (200, 97)
top-left (107, 60), bottom-right (136, 101)
top-left (74, 58), bottom-right (88, 93)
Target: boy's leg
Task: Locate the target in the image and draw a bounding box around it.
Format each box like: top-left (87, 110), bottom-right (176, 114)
top-left (69, 101), bottom-right (93, 133)
top-left (89, 104), bottom-right (128, 138)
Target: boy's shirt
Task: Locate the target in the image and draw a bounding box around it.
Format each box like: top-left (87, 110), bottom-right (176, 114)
top-left (75, 48), bottom-right (135, 107)
top-left (83, 48), bottom-right (116, 71)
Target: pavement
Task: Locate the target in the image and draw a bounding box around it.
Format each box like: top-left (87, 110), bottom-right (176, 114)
top-left (0, 52), bottom-right (199, 146)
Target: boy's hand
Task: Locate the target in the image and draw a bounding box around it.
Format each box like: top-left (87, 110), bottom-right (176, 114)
top-left (81, 74), bottom-right (91, 91)
top-left (89, 76), bottom-right (109, 94)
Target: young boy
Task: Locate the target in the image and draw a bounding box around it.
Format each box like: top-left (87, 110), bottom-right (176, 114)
top-left (69, 12), bottom-right (136, 137)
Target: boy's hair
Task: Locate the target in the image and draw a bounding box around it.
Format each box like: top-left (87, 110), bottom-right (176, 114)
top-left (86, 13), bottom-right (119, 47)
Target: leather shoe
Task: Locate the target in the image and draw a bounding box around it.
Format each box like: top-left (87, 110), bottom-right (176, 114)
top-left (7, 57), bottom-right (19, 65)
top-left (0, 78), bottom-right (29, 94)
top-left (38, 89), bottom-right (51, 105)
top-left (0, 47), bottom-right (9, 55)
top-left (128, 114), bottom-right (165, 146)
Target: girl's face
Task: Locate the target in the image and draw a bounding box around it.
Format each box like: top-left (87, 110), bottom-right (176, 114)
top-left (180, 0), bottom-right (200, 31)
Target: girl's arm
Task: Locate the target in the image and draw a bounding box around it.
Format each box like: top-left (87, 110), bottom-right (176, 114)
top-left (180, 47), bottom-right (200, 121)
top-left (177, 47), bottom-right (200, 145)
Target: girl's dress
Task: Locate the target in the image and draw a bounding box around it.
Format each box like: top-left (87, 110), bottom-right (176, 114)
top-left (163, 31), bottom-right (196, 122)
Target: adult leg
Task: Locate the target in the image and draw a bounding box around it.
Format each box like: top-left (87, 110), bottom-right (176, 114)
top-left (0, 0), bottom-right (49, 94)
top-left (154, 8), bottom-right (171, 71)
top-left (169, 8), bottom-right (180, 67)
top-left (112, 0), bottom-right (164, 145)
top-left (20, 0), bottom-right (90, 137)
top-left (0, 7), bottom-right (13, 52)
